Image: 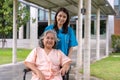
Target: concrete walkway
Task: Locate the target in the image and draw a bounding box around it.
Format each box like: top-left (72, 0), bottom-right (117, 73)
top-left (0, 49), bottom-right (105, 80)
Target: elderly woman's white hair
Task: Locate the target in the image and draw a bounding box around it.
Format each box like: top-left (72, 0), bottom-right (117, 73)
top-left (39, 30), bottom-right (59, 48)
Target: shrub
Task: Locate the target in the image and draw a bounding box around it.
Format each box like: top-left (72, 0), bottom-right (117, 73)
top-left (111, 35), bottom-right (120, 52)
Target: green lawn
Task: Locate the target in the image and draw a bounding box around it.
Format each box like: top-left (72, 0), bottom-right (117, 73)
top-left (0, 48), bottom-right (31, 65)
top-left (90, 53), bottom-right (120, 80)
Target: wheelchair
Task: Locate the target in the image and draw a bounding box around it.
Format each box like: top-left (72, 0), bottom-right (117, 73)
top-left (23, 68), bottom-right (69, 80)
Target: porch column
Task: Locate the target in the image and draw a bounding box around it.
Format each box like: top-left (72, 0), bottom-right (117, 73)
top-left (94, 20), bottom-right (96, 36)
top-left (30, 6), bottom-right (38, 48)
top-left (106, 16), bottom-right (109, 56)
top-left (26, 21), bottom-right (30, 39)
top-left (18, 3), bottom-right (25, 39)
top-left (76, 0), bottom-right (83, 79)
top-left (12, 0), bottom-right (18, 63)
top-left (96, 8), bottom-right (100, 60)
top-left (19, 26), bottom-right (24, 39)
top-left (48, 9), bottom-right (51, 25)
top-left (83, 0), bottom-right (91, 79)
top-left (76, 20), bottom-right (78, 41)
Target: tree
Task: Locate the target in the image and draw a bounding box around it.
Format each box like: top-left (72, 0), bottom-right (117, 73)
top-left (0, 0), bottom-right (30, 48)
top-left (17, 3), bottom-right (30, 29)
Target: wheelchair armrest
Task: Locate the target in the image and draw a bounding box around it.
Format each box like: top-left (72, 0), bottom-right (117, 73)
top-left (23, 68), bottom-right (31, 80)
top-left (23, 68), bottom-right (31, 73)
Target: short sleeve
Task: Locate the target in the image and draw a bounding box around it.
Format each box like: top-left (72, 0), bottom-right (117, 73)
top-left (25, 48), bottom-right (37, 64)
top-left (68, 27), bottom-right (78, 47)
top-left (44, 24), bottom-right (54, 31)
top-left (58, 50), bottom-right (72, 66)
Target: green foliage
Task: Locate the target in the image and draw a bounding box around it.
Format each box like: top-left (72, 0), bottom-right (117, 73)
top-left (0, 0), bottom-right (13, 37)
top-left (17, 3), bottom-right (30, 28)
top-left (111, 34), bottom-right (120, 52)
top-left (0, 0), bottom-right (30, 38)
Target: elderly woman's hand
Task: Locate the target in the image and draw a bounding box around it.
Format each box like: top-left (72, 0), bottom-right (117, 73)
top-left (35, 70), bottom-right (46, 80)
top-left (60, 62), bottom-right (70, 76)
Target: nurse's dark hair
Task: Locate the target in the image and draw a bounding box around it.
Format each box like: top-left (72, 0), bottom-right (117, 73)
top-left (39, 30), bottom-right (58, 49)
top-left (53, 7), bottom-right (70, 34)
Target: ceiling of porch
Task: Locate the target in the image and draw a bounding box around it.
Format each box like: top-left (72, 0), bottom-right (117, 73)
top-left (21, 0), bottom-right (116, 17)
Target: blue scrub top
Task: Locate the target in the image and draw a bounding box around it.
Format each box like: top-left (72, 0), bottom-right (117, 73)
top-left (45, 24), bottom-right (78, 56)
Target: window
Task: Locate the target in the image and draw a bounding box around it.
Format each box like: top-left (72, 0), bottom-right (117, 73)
top-left (38, 9), bottom-right (44, 21)
top-left (114, 0), bottom-right (119, 6)
top-left (51, 13), bottom-right (55, 20)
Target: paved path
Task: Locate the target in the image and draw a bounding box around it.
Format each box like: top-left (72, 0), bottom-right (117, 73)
top-left (0, 62), bottom-right (26, 80)
top-left (0, 49), bottom-right (105, 80)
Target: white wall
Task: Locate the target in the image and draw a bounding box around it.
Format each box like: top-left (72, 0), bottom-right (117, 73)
top-left (0, 39), bottom-right (34, 49)
top-left (0, 39), bottom-right (106, 51)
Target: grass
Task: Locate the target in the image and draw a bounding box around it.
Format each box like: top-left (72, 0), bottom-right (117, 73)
top-left (0, 48), bottom-right (31, 65)
top-left (90, 53), bottom-right (120, 80)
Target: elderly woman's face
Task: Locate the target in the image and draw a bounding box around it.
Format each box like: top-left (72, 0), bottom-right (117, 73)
top-left (43, 32), bottom-right (55, 49)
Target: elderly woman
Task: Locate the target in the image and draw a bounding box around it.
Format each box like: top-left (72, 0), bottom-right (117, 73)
top-left (24, 30), bottom-right (71, 80)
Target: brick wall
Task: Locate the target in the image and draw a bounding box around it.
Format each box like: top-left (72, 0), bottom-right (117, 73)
top-left (114, 18), bottom-right (120, 35)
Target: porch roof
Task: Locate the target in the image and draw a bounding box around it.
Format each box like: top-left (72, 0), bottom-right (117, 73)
top-left (21, 0), bottom-right (116, 16)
